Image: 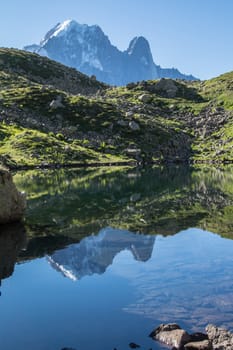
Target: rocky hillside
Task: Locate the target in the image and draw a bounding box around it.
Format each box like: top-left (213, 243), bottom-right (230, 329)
top-left (24, 19), bottom-right (196, 85)
top-left (0, 48), bottom-right (232, 169)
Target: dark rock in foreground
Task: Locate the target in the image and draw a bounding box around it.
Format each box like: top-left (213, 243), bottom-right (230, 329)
top-left (150, 323), bottom-right (233, 350)
top-left (150, 324), bottom-right (191, 349)
top-left (0, 168), bottom-right (26, 224)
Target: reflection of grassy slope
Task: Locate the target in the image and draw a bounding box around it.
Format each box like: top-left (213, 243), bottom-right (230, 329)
top-left (14, 166), bottom-right (233, 241)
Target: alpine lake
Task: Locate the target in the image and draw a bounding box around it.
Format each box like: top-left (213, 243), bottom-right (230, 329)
top-left (0, 165), bottom-right (233, 350)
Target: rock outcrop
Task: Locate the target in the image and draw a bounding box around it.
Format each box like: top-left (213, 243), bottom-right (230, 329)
top-left (0, 168), bottom-right (26, 224)
top-left (150, 323), bottom-right (233, 350)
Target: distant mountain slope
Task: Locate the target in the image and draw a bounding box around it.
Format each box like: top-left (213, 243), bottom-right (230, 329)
top-left (0, 47), bottom-right (105, 95)
top-left (24, 19), bottom-right (197, 85)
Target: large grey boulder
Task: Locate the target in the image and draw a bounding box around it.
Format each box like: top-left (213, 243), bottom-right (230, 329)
top-left (0, 169), bottom-right (26, 224)
top-left (138, 93), bottom-right (151, 103)
top-left (150, 323), bottom-right (191, 349)
top-left (154, 78), bottom-right (179, 98)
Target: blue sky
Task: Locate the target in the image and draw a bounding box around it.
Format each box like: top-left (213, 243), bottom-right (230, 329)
top-left (0, 0), bottom-right (232, 80)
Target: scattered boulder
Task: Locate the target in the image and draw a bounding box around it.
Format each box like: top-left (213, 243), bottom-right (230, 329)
top-left (138, 94), bottom-right (151, 103)
top-left (125, 111), bottom-right (134, 118)
top-left (49, 95), bottom-right (64, 109)
top-left (154, 78), bottom-right (178, 98)
top-left (125, 147), bottom-right (141, 156)
top-left (129, 121), bottom-right (140, 131)
top-left (0, 168), bottom-right (26, 224)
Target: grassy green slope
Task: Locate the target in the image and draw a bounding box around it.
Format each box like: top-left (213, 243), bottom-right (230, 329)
top-left (0, 48), bottom-right (232, 168)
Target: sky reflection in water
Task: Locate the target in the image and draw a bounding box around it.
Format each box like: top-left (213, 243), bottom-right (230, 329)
top-left (0, 226), bottom-right (233, 350)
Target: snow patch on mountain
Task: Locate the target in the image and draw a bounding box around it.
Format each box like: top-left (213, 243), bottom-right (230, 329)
top-left (52, 19), bottom-right (74, 37)
top-left (82, 52), bottom-right (103, 71)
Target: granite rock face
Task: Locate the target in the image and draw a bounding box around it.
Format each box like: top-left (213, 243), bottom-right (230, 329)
top-left (0, 169), bottom-right (26, 224)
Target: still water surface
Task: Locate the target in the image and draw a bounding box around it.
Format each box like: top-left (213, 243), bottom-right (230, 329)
top-left (0, 166), bottom-right (233, 350)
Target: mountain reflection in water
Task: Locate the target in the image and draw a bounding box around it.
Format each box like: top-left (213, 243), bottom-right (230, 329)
top-left (47, 227), bottom-right (155, 280)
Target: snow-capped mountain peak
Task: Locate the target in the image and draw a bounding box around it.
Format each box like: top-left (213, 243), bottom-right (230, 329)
top-left (24, 19), bottom-right (197, 85)
top-left (41, 19), bottom-right (82, 46)
top-left (50, 19), bottom-right (76, 37)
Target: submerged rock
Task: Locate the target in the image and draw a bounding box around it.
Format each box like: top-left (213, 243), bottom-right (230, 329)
top-left (129, 342), bottom-right (140, 348)
top-left (0, 168), bottom-right (26, 224)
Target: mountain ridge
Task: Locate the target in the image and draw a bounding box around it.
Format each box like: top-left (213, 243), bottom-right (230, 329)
top-left (24, 19), bottom-right (197, 85)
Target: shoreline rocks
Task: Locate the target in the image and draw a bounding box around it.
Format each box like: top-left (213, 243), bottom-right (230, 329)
top-left (0, 168), bottom-right (26, 224)
top-left (206, 324), bottom-right (233, 350)
top-left (150, 324), bottom-right (233, 350)
top-left (149, 324), bottom-right (191, 349)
